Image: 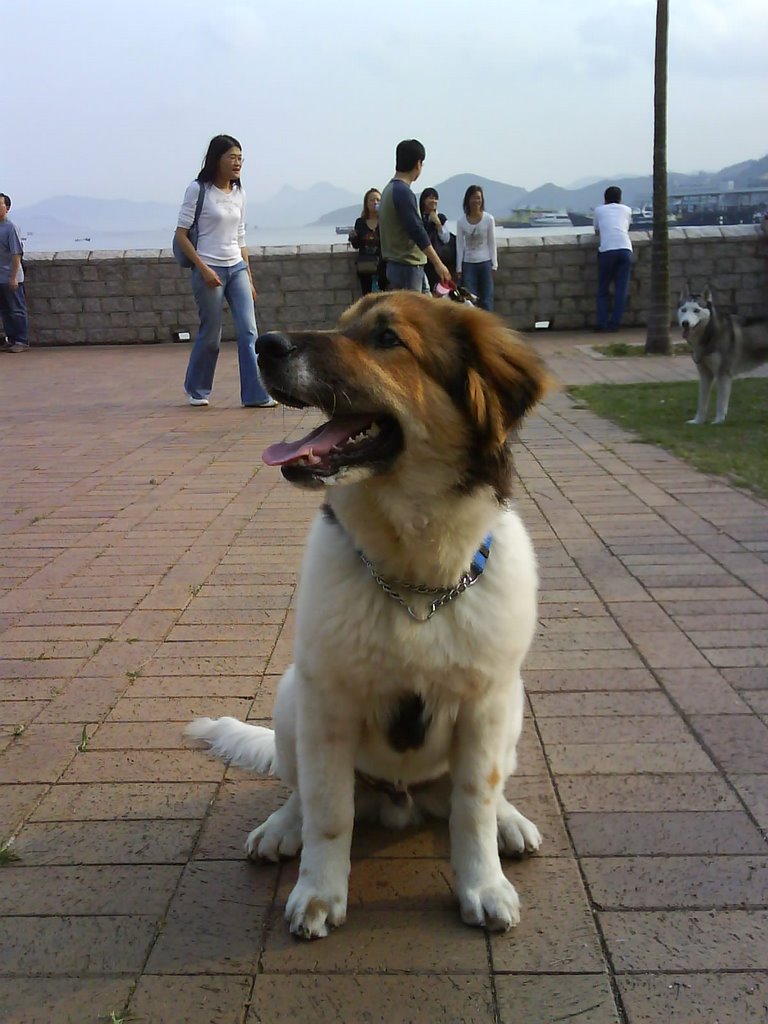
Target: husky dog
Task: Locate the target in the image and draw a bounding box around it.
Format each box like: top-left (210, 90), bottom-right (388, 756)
top-left (678, 286), bottom-right (768, 424)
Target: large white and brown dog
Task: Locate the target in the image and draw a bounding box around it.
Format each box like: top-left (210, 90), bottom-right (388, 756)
top-left (187, 291), bottom-right (551, 939)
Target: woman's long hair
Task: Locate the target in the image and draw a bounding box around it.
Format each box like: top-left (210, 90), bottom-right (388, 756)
top-left (419, 187), bottom-right (439, 218)
top-left (359, 188), bottom-right (380, 220)
top-left (196, 134), bottom-right (242, 188)
top-left (462, 184), bottom-right (485, 215)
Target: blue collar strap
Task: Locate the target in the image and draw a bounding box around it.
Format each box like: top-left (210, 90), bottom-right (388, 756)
top-left (470, 535), bottom-right (492, 577)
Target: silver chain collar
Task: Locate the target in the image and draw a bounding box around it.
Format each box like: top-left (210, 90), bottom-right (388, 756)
top-left (357, 550), bottom-right (485, 623)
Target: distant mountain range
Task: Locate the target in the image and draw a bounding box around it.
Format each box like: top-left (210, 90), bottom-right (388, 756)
top-left (317, 153), bottom-right (768, 225)
top-left (314, 173), bottom-right (529, 226)
top-left (14, 154), bottom-right (768, 237)
top-left (13, 182), bottom-right (363, 237)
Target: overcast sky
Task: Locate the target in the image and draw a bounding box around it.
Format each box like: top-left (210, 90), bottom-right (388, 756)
top-left (5, 0), bottom-right (767, 208)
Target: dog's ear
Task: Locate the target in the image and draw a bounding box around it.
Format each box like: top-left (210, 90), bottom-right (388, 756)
top-left (464, 316), bottom-right (555, 444)
top-left (702, 285), bottom-right (713, 305)
top-left (679, 282), bottom-right (690, 303)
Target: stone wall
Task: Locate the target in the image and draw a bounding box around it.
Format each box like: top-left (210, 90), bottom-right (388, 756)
top-left (23, 226), bottom-right (768, 346)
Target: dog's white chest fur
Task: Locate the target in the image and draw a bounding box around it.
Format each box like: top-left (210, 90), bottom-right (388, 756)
top-left (295, 506), bottom-right (537, 695)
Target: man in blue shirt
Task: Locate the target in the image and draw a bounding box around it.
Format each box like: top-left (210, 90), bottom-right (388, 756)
top-left (0, 193), bottom-right (29, 352)
top-left (378, 140), bottom-right (451, 292)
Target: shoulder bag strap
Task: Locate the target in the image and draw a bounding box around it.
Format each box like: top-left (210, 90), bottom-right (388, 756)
top-left (191, 181), bottom-right (206, 229)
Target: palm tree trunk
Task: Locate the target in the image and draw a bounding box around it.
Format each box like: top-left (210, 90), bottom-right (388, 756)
top-left (645, 0), bottom-right (671, 353)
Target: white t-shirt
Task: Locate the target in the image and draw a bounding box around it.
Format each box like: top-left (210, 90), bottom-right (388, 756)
top-left (456, 212), bottom-right (497, 269)
top-left (177, 182), bottom-right (247, 266)
top-left (593, 203), bottom-right (632, 252)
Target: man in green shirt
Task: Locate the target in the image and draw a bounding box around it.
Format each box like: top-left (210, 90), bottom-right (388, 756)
top-left (379, 140), bottom-right (451, 292)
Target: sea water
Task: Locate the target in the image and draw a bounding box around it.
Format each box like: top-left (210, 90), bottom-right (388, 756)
top-left (20, 223), bottom-right (591, 254)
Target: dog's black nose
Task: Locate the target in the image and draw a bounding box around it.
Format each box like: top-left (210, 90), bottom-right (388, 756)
top-left (257, 332), bottom-right (294, 359)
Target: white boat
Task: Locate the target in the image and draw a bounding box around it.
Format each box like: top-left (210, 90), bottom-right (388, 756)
top-left (335, 226), bottom-right (354, 235)
top-left (631, 204), bottom-right (653, 227)
top-left (528, 210), bottom-right (572, 227)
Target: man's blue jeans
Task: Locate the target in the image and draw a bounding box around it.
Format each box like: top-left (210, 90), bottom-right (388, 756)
top-left (386, 261), bottom-right (426, 292)
top-left (461, 260), bottom-right (494, 311)
top-left (596, 249), bottom-right (633, 329)
top-left (0, 282), bottom-right (29, 346)
top-left (184, 260), bottom-right (270, 405)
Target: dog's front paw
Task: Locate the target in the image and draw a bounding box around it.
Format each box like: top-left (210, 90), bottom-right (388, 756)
top-left (245, 819), bottom-right (302, 862)
top-left (285, 879), bottom-right (347, 939)
top-left (497, 802), bottom-right (542, 856)
top-left (244, 797), bottom-right (302, 862)
top-left (458, 873), bottom-right (520, 932)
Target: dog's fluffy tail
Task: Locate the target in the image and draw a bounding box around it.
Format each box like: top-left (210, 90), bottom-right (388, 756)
top-left (185, 717), bottom-right (276, 774)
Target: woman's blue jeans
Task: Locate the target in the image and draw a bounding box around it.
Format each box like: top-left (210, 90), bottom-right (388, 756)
top-left (184, 260), bottom-right (270, 405)
top-left (461, 260), bottom-right (494, 311)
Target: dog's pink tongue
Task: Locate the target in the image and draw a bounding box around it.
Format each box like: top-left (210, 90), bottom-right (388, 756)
top-left (262, 414), bottom-right (374, 467)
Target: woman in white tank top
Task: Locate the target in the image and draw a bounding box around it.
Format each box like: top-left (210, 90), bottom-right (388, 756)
top-left (175, 134), bottom-right (276, 408)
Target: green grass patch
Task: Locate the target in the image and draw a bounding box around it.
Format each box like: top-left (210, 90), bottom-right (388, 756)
top-left (570, 378), bottom-right (768, 498)
top-left (594, 341), bottom-right (690, 357)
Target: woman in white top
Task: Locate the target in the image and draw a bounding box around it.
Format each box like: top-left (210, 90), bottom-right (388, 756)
top-left (456, 184), bottom-right (497, 311)
top-left (175, 134), bottom-right (275, 407)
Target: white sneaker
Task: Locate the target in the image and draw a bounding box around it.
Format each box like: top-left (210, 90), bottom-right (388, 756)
top-left (188, 395), bottom-right (209, 406)
top-left (242, 397), bottom-right (278, 408)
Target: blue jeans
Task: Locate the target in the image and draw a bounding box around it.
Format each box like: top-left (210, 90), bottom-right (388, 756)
top-left (386, 261), bottom-right (426, 292)
top-left (461, 261), bottom-right (494, 311)
top-left (0, 282), bottom-right (29, 346)
top-left (184, 260), bottom-right (270, 404)
top-left (596, 249), bottom-right (633, 329)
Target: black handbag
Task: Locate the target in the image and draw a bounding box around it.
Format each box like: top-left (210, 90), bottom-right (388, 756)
top-left (356, 255), bottom-right (379, 275)
top-left (172, 183), bottom-right (206, 268)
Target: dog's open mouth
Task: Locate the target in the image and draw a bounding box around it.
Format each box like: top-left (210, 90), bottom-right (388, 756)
top-left (262, 413), bottom-right (403, 483)
top-left (680, 323), bottom-right (690, 341)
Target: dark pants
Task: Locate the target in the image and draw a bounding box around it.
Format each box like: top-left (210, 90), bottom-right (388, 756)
top-left (596, 249), bottom-right (632, 329)
top-left (357, 263), bottom-right (387, 295)
top-left (0, 282), bottom-right (29, 346)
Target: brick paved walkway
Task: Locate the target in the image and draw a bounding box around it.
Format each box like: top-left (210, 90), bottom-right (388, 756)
top-left (0, 333), bottom-right (766, 1024)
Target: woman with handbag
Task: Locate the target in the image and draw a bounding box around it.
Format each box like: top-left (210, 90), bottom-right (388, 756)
top-left (348, 188), bottom-right (386, 295)
top-left (175, 134), bottom-right (276, 408)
